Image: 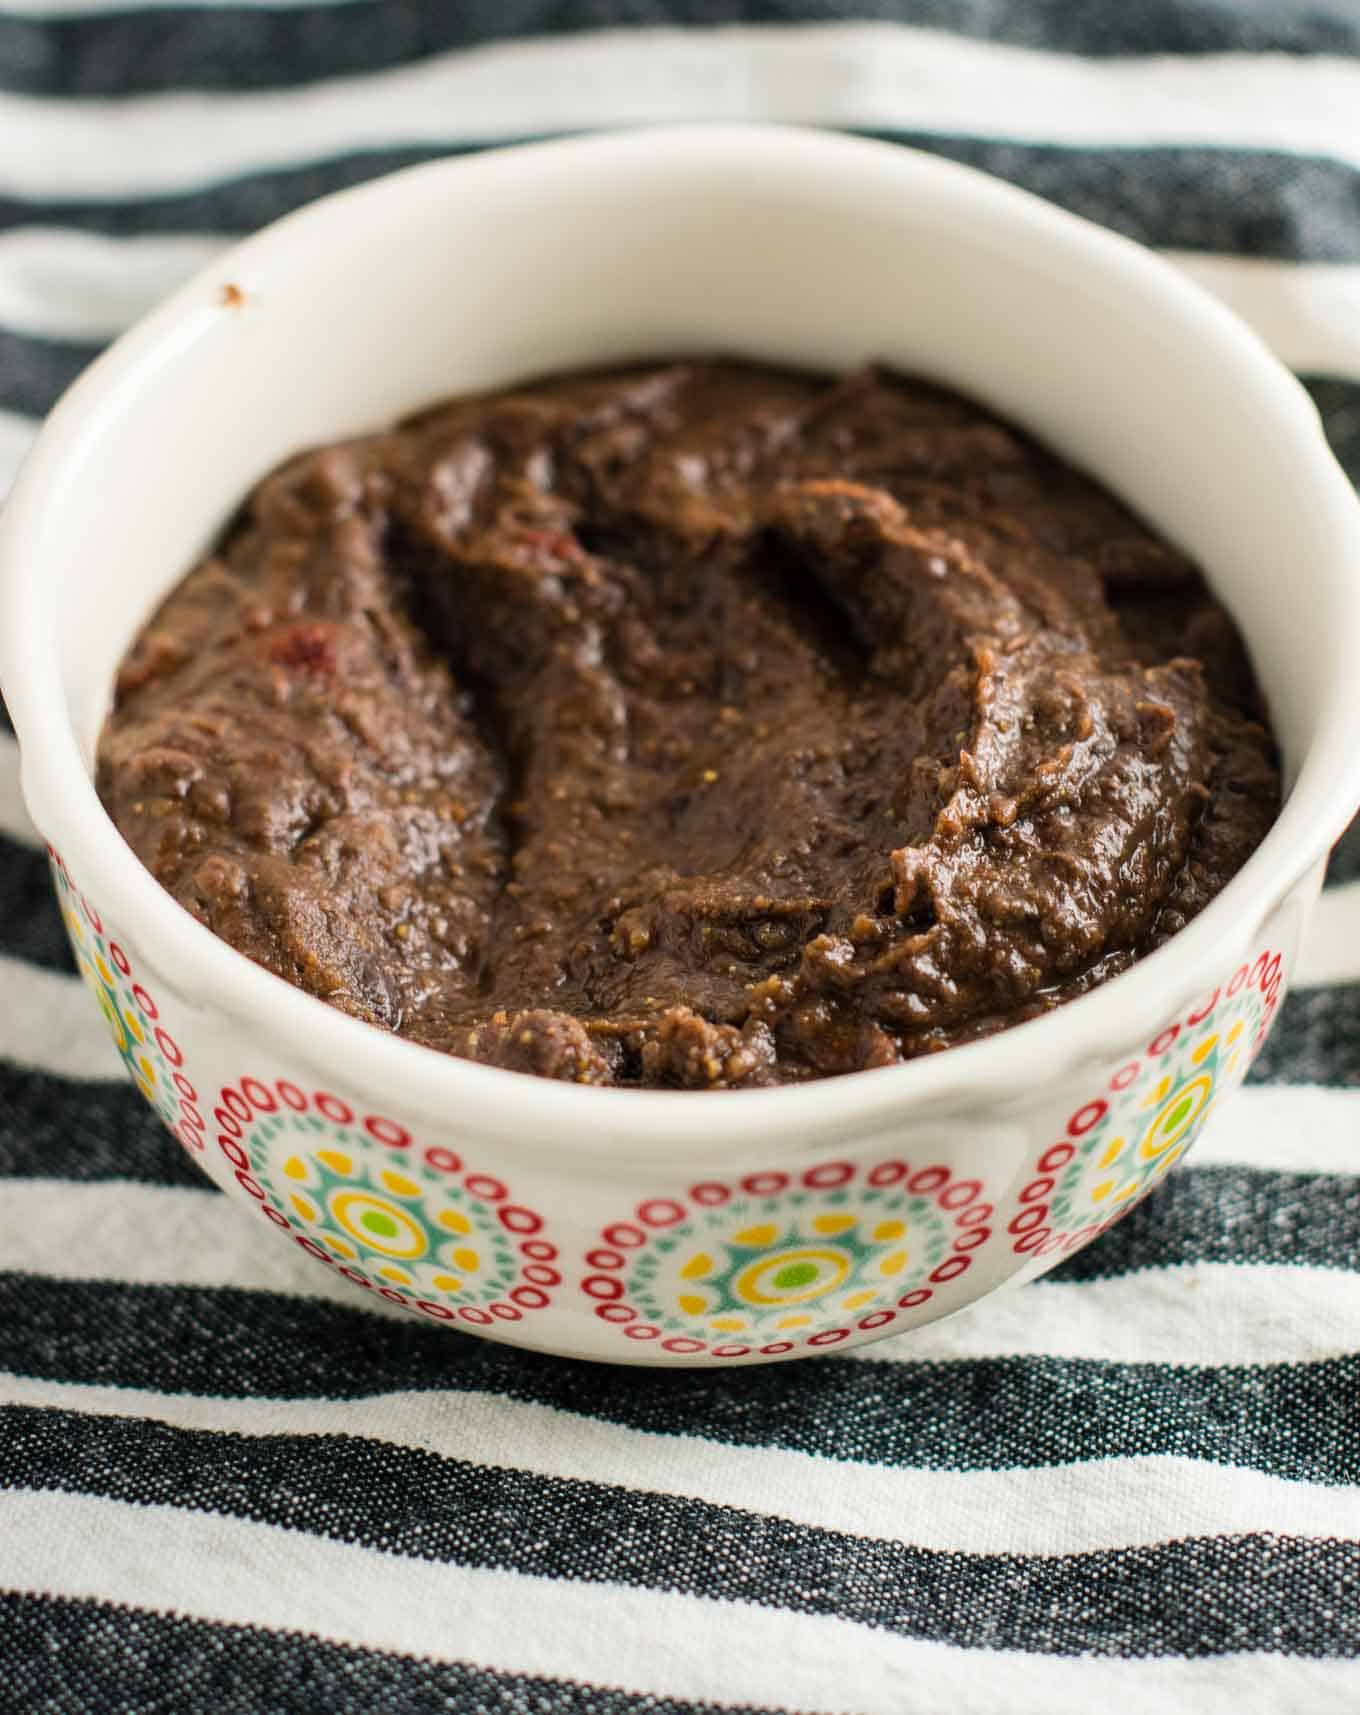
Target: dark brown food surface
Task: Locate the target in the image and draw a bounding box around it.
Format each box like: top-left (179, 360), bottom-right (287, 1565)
top-left (98, 363), bottom-right (1280, 1087)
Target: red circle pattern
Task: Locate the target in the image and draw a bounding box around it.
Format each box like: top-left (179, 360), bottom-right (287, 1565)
top-left (580, 1158), bottom-right (996, 1359)
top-left (1008, 950), bottom-right (1284, 1263)
top-left (210, 1078), bottom-right (557, 1323)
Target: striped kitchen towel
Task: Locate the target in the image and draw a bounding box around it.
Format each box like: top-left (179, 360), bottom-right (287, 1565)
top-left (2, 5), bottom-right (1360, 1712)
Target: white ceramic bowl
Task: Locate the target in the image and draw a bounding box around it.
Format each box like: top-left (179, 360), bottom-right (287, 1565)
top-left (3, 127), bottom-right (1359, 1365)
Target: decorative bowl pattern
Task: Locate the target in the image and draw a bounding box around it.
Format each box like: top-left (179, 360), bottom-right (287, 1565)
top-left (53, 848), bottom-right (205, 1154)
top-left (1006, 955), bottom-right (1281, 1267)
top-left (53, 842), bottom-right (1287, 1363)
top-left (220, 1085), bottom-right (560, 1328)
top-left (578, 1157), bottom-right (997, 1358)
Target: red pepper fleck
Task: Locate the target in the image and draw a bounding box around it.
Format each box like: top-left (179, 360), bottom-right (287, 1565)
top-left (520, 527), bottom-right (583, 564)
top-left (267, 624), bottom-right (338, 675)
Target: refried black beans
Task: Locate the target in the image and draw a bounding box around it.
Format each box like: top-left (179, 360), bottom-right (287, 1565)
top-left (98, 362), bottom-right (1280, 1087)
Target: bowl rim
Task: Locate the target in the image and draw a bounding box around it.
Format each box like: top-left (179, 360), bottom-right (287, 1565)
top-left (3, 122), bottom-right (1359, 1158)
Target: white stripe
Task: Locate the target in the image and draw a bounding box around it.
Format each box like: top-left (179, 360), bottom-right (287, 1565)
top-left (0, 954), bottom-right (126, 1079)
top-left (6, 1369), bottom-right (1360, 1557)
top-left (0, 732), bottom-right (37, 846)
top-left (1, 1489), bottom-right (1355, 1715)
top-left (0, 229), bottom-right (226, 342)
top-left (0, 1178), bottom-right (408, 1313)
top-left (0, 408), bottom-right (36, 499)
top-left (1193, 1083), bottom-right (1360, 1177)
top-left (4, 27), bottom-right (1360, 201)
top-left (5, 1178), bottom-right (1359, 1367)
top-left (1167, 254), bottom-right (1360, 380)
top-left (1296, 882), bottom-right (1360, 990)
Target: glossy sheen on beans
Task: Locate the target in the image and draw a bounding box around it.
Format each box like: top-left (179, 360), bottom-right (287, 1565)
top-left (98, 363), bottom-right (1280, 1087)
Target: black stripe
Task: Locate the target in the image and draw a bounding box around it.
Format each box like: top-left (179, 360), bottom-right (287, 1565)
top-left (0, 1065), bottom-right (203, 1186)
top-left (3, 1276), bottom-right (1358, 1485)
top-left (0, 328), bottom-right (95, 422)
top-left (882, 136), bottom-right (1360, 263)
top-left (1304, 377), bottom-right (1360, 494)
top-left (0, 147), bottom-right (442, 241)
top-left (5, 1402), bottom-right (1360, 1658)
top-left (1044, 1162), bottom-right (1360, 1280)
top-left (0, 835), bottom-right (74, 972)
top-left (1329, 813), bottom-right (1360, 888)
top-left (2, 138), bottom-right (1360, 262)
top-left (1250, 981), bottom-right (1360, 1086)
top-left (0, 1591), bottom-right (778, 1715)
top-left (2, 0), bottom-right (1356, 101)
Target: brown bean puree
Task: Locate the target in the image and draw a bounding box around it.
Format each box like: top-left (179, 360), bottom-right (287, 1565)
top-left (99, 363), bottom-right (1280, 1088)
